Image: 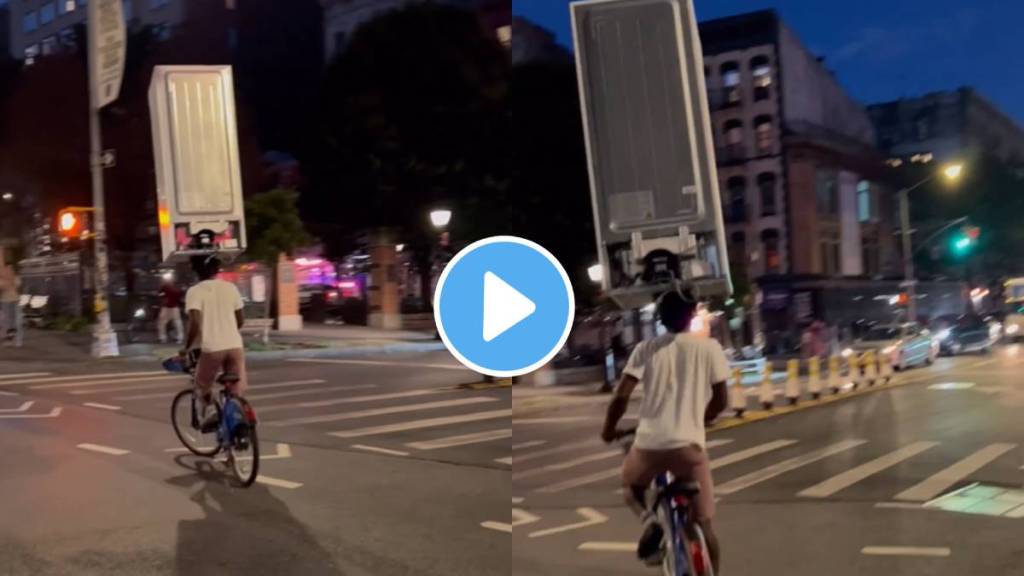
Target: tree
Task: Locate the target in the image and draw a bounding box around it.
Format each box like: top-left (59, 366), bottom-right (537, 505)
top-left (244, 188), bottom-right (314, 318)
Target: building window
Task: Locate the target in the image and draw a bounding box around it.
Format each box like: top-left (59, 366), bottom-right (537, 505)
top-left (725, 176), bottom-right (746, 223)
top-left (754, 115), bottom-right (773, 153)
top-left (24, 11), bottom-right (39, 33)
top-left (857, 180), bottom-right (872, 222)
top-left (24, 44), bottom-right (40, 66)
top-left (720, 61), bottom-right (741, 106)
top-left (59, 0), bottom-right (76, 15)
top-left (762, 229), bottom-right (781, 274)
top-left (723, 119), bottom-right (744, 160)
top-left (41, 36), bottom-right (59, 55)
top-left (497, 25), bottom-right (511, 48)
top-left (41, 3), bottom-right (56, 25)
top-left (758, 172), bottom-right (777, 217)
top-left (816, 170), bottom-right (838, 216)
top-left (862, 237), bottom-right (880, 276)
top-left (751, 55), bottom-right (771, 101)
top-left (821, 231), bottom-right (841, 276)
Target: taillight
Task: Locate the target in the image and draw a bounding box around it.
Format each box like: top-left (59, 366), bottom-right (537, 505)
top-left (243, 403), bottom-right (258, 424)
top-left (690, 541), bottom-right (707, 574)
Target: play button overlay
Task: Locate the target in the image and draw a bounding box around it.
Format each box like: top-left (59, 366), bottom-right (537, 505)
top-left (435, 236), bottom-right (575, 377)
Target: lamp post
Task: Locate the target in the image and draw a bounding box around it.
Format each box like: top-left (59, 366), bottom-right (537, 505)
top-left (899, 162), bottom-right (963, 322)
top-left (427, 208), bottom-right (452, 308)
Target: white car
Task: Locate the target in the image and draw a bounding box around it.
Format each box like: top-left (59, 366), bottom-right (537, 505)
top-left (844, 323), bottom-right (938, 371)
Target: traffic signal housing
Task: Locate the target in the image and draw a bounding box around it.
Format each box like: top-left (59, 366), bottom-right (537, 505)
top-left (950, 225), bottom-right (980, 257)
top-left (57, 207), bottom-right (94, 241)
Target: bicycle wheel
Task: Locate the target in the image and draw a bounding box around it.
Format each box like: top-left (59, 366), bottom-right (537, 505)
top-left (688, 524), bottom-right (715, 576)
top-left (657, 502), bottom-right (683, 576)
top-left (228, 398), bottom-right (260, 487)
top-left (171, 389), bottom-right (220, 457)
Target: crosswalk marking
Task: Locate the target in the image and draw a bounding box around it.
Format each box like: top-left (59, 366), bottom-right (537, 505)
top-left (496, 440), bottom-right (603, 466)
top-left (716, 439), bottom-right (867, 495)
top-left (245, 384), bottom-right (375, 402)
top-left (0, 373), bottom-right (50, 380)
top-left (82, 402), bottom-right (121, 411)
top-left (77, 443), bottom-right (130, 456)
top-left (512, 440), bottom-right (546, 451)
top-left (711, 439), bottom-right (797, 470)
top-left (0, 371), bottom-right (165, 387)
top-left (32, 375), bottom-right (182, 391)
top-left (352, 444), bottom-right (410, 457)
top-left (75, 378), bottom-right (331, 396)
top-left (258, 388), bottom-right (444, 413)
top-left (289, 358), bottom-right (467, 371)
top-left (266, 397), bottom-right (498, 427)
top-left (895, 443), bottom-right (1017, 502)
top-left (328, 409), bottom-right (513, 438)
top-left (513, 450), bottom-right (622, 481)
top-left (71, 380), bottom-right (193, 395)
top-left (406, 429), bottom-right (511, 450)
top-left (798, 442), bottom-right (939, 498)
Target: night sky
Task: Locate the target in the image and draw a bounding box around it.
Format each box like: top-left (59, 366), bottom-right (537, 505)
top-left (514, 0), bottom-right (1024, 125)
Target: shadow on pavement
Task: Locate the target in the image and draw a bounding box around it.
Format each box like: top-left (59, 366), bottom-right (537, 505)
top-left (166, 455), bottom-right (342, 576)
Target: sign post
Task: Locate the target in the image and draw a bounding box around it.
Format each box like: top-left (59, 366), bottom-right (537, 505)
top-left (87, 0), bottom-right (126, 358)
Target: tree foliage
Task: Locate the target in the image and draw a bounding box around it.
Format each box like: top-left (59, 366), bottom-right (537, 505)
top-left (244, 188), bottom-right (313, 266)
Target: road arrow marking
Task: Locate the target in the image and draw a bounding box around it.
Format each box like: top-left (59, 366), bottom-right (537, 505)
top-left (528, 508), bottom-right (608, 538)
top-left (481, 508), bottom-right (540, 533)
top-left (0, 401), bottom-right (34, 413)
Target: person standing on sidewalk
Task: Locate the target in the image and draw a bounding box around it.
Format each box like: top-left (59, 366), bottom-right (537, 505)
top-left (0, 263), bottom-right (22, 347)
top-left (158, 276), bottom-right (185, 345)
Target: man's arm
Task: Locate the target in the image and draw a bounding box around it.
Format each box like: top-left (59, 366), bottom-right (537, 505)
top-left (183, 310), bottom-right (201, 352)
top-left (704, 381), bottom-right (728, 425)
top-left (601, 374), bottom-right (639, 443)
top-left (235, 309), bottom-right (245, 330)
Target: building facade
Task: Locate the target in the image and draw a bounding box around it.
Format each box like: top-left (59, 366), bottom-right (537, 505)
top-left (319, 0), bottom-right (510, 59)
top-left (699, 10), bottom-right (896, 283)
top-left (868, 88), bottom-right (1024, 165)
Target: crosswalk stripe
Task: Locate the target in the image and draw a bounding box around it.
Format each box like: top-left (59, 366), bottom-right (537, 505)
top-left (512, 440), bottom-right (546, 451)
top-left (513, 451), bottom-right (622, 480)
top-left (496, 440), bottom-right (603, 466)
top-left (266, 397), bottom-right (498, 427)
top-left (32, 375), bottom-right (182, 391)
top-left (74, 378), bottom-right (331, 396)
top-left (798, 442), bottom-right (939, 498)
top-left (0, 371), bottom-right (165, 387)
top-left (115, 380), bottom-right (366, 401)
top-left (289, 358), bottom-right (467, 371)
top-left (711, 439), bottom-right (798, 470)
top-left (0, 373), bottom-right (50, 380)
top-left (716, 439), bottom-right (867, 495)
top-left (245, 384), bottom-right (375, 402)
top-left (532, 439), bottom-right (736, 494)
top-left (407, 429), bottom-right (512, 450)
top-left (894, 443), bottom-right (1017, 502)
top-left (328, 409), bottom-right (513, 438)
top-left (258, 388), bottom-right (444, 412)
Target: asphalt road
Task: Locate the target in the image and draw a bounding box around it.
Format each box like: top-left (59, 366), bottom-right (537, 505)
top-left (509, 348), bottom-right (1024, 575)
top-left (0, 350), bottom-right (509, 576)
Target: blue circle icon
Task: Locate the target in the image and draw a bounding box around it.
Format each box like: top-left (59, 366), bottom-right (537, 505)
top-left (434, 236), bottom-right (576, 377)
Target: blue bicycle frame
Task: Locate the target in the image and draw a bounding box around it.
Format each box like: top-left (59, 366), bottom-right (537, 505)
top-left (654, 472), bottom-right (690, 575)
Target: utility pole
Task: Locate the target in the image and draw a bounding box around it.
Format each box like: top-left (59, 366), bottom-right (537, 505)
top-left (87, 0), bottom-right (126, 358)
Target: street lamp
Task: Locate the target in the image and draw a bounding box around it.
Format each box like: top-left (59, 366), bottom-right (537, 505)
top-left (429, 208), bottom-right (452, 230)
top-left (1, 192), bottom-right (13, 202)
top-left (899, 162), bottom-right (964, 322)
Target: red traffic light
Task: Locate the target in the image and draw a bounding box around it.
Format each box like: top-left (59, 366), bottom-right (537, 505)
top-left (59, 211), bottom-right (79, 233)
top-left (56, 207), bottom-right (93, 239)
top-left (966, 226), bottom-right (980, 240)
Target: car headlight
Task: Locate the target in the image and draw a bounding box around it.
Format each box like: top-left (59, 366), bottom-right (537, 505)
top-left (935, 329), bottom-right (951, 341)
top-left (1008, 325), bottom-right (1020, 335)
top-left (841, 348), bottom-right (854, 358)
top-left (881, 345), bottom-right (897, 355)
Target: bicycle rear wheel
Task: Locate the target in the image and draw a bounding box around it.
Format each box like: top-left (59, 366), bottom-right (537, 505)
top-left (171, 389), bottom-right (220, 457)
top-left (228, 398), bottom-right (260, 487)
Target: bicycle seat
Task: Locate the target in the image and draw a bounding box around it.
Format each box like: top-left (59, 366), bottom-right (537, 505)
top-left (218, 372), bottom-right (240, 385)
top-left (663, 479), bottom-right (701, 498)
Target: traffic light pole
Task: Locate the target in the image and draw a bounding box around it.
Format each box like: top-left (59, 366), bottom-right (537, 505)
top-left (87, 50), bottom-right (117, 358)
top-left (899, 187), bottom-right (917, 323)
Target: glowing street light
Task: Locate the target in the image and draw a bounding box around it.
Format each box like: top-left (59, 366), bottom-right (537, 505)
top-left (430, 209), bottom-right (452, 230)
top-left (1, 192), bottom-right (13, 202)
top-left (943, 163), bottom-right (963, 180)
top-left (587, 264), bottom-right (604, 284)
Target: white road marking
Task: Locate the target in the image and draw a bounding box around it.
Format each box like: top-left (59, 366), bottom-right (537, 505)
top-left (512, 440), bottom-right (546, 451)
top-left (245, 383), bottom-right (375, 401)
top-left (895, 443), bottom-right (1017, 502)
top-left (329, 409), bottom-right (513, 438)
top-left (0, 371), bottom-right (164, 387)
top-left (716, 439), bottom-right (868, 495)
top-left (258, 388), bottom-right (444, 412)
top-left (0, 390), bottom-right (18, 396)
top-left (288, 358), bottom-right (467, 371)
top-left (33, 375), bottom-right (181, 391)
top-left (71, 380), bottom-right (191, 395)
top-left (481, 508), bottom-right (539, 533)
top-left (255, 475), bottom-right (303, 490)
top-left (512, 416), bottom-right (600, 424)
top-left (0, 407), bottom-right (62, 419)
top-left (164, 447), bottom-right (190, 453)
top-left (512, 497), bottom-right (524, 504)
top-left (578, 542), bottom-right (634, 552)
top-left (513, 451), bottom-right (621, 480)
top-left (82, 402), bottom-right (121, 411)
top-left (799, 442), bottom-right (939, 498)
top-left (874, 502), bottom-right (924, 510)
top-left (0, 401), bottom-right (34, 413)
top-left (711, 439), bottom-right (799, 470)
top-left (351, 444), bottom-right (410, 457)
top-left (528, 508), bottom-right (607, 538)
top-left (77, 443), bottom-right (130, 456)
top-left (267, 397), bottom-right (498, 427)
top-left (406, 429), bottom-right (511, 450)
top-left (0, 372), bottom-right (50, 380)
top-left (496, 439), bottom-right (604, 466)
top-left (861, 546), bottom-right (950, 557)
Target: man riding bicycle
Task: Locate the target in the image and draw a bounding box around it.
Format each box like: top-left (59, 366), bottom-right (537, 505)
top-left (601, 289), bottom-right (728, 573)
top-left (181, 254), bottom-right (248, 417)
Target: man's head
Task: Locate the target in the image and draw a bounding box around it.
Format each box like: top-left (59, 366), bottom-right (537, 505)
top-left (657, 289), bottom-right (697, 334)
top-left (190, 254), bottom-right (222, 281)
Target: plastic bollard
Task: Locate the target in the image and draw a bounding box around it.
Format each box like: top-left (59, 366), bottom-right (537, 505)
top-left (730, 367), bottom-right (746, 417)
top-left (848, 354), bottom-right (860, 390)
top-left (808, 356), bottom-right (822, 400)
top-left (828, 356), bottom-right (841, 394)
top-left (759, 361), bottom-right (775, 410)
top-left (863, 350), bottom-right (878, 385)
top-left (785, 359), bottom-right (801, 405)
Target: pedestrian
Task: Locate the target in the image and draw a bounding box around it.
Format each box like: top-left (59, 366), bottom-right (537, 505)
top-left (0, 263), bottom-right (22, 347)
top-left (158, 275), bottom-right (185, 345)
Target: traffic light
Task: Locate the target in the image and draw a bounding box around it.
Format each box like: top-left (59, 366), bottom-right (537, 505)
top-left (57, 207), bottom-right (94, 240)
top-left (950, 225), bottom-right (980, 256)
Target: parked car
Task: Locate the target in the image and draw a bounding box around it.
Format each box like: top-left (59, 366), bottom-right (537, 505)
top-left (844, 322), bottom-right (937, 371)
top-left (934, 315), bottom-right (998, 356)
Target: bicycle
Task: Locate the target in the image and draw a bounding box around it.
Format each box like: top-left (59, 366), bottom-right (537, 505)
top-left (617, 429), bottom-right (715, 576)
top-left (165, 351), bottom-right (260, 487)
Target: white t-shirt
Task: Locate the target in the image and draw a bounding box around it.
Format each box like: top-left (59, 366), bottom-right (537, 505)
top-left (185, 279), bottom-right (244, 353)
top-left (623, 332), bottom-right (730, 450)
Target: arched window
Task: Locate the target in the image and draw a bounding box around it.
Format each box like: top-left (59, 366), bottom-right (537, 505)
top-left (761, 229), bottom-right (781, 274)
top-left (758, 172), bottom-right (777, 217)
top-left (751, 55), bottom-right (771, 101)
top-left (725, 176), bottom-right (746, 223)
top-left (754, 115), bottom-right (773, 153)
top-left (720, 61), bottom-right (741, 106)
top-left (723, 119), bottom-right (744, 161)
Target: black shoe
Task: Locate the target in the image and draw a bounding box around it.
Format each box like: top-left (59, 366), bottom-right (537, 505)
top-left (637, 517), bottom-right (664, 565)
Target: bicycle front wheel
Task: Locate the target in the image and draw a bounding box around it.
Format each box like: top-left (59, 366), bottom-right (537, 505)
top-left (171, 389), bottom-right (220, 457)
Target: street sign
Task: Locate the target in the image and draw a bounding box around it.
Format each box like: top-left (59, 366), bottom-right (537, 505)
top-left (149, 66), bottom-right (247, 262)
top-left (88, 0), bottom-right (126, 109)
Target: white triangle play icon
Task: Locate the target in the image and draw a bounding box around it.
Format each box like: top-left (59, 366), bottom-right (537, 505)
top-left (483, 271), bottom-right (536, 342)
